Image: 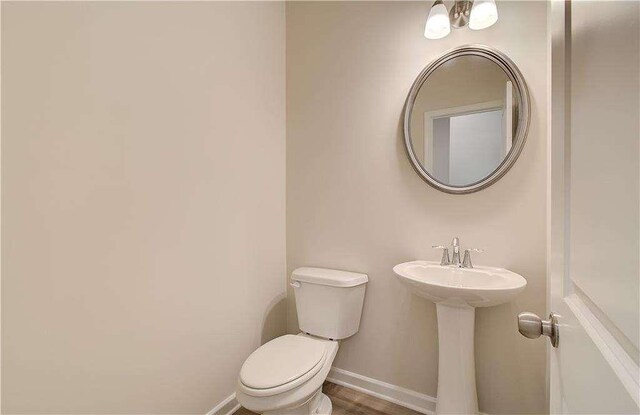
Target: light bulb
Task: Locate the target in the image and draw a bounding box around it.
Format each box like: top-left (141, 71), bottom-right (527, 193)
top-left (424, 0), bottom-right (451, 40)
top-left (469, 0), bottom-right (498, 30)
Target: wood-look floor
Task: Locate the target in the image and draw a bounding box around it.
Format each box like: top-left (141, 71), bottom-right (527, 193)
top-left (234, 381), bottom-right (422, 415)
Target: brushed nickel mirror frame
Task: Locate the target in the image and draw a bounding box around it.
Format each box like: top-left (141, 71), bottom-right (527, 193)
top-left (402, 44), bottom-right (530, 194)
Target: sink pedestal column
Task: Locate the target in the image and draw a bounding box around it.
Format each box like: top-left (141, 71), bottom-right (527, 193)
top-left (435, 302), bottom-right (478, 415)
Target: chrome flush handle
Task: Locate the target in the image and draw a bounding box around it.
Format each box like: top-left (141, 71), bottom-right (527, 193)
top-left (289, 280), bottom-right (301, 288)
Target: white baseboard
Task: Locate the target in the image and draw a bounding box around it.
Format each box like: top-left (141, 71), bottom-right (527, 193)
top-left (327, 367), bottom-right (437, 415)
top-left (207, 369), bottom-right (435, 415)
top-left (207, 369), bottom-right (492, 415)
top-left (207, 393), bottom-right (240, 415)
top-left (209, 368), bottom-right (447, 415)
top-left (206, 374), bottom-right (494, 415)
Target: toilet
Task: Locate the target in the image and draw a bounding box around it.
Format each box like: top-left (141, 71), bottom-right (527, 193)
top-left (236, 267), bottom-right (368, 415)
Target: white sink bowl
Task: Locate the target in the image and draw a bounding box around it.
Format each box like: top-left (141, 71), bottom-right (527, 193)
top-left (393, 260), bottom-right (527, 308)
top-left (393, 260), bottom-right (527, 414)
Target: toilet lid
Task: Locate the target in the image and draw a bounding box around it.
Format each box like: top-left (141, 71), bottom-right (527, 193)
top-left (240, 335), bottom-right (327, 390)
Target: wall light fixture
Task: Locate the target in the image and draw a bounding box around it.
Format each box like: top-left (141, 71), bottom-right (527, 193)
top-left (424, 0), bottom-right (498, 39)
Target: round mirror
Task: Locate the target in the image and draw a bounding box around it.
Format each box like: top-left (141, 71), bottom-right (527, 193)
top-left (403, 45), bottom-right (530, 194)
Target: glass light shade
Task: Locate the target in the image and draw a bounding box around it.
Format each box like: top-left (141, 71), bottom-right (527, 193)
top-left (424, 2), bottom-right (451, 40)
top-left (469, 0), bottom-right (498, 30)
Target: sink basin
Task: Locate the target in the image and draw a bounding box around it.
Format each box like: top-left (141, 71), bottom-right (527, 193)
top-left (392, 260), bottom-right (527, 307)
top-left (393, 260), bottom-right (527, 414)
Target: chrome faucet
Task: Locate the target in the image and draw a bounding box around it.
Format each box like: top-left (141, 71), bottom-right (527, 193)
top-left (451, 237), bottom-right (461, 267)
top-left (432, 237), bottom-right (483, 268)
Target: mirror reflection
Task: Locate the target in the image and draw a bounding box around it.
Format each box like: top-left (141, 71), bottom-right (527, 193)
top-left (409, 55), bottom-right (517, 187)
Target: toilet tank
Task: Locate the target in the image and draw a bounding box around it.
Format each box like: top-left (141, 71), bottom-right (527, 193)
top-left (291, 267), bottom-right (368, 340)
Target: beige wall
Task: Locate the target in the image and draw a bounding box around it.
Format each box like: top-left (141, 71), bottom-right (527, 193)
top-left (2, 2), bottom-right (285, 413)
top-left (286, 2), bottom-right (547, 414)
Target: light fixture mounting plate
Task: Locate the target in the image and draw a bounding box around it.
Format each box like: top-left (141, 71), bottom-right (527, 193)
top-left (449, 0), bottom-right (474, 29)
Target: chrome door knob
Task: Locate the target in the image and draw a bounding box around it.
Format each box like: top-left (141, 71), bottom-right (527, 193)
top-left (517, 312), bottom-right (559, 347)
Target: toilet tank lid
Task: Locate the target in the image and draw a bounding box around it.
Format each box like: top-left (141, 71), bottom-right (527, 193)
top-left (291, 267), bottom-right (368, 288)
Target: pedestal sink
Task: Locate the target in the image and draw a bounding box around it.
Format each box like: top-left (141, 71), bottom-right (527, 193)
top-left (393, 261), bottom-right (527, 415)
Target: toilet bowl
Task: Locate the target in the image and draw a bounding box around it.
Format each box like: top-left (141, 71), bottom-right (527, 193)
top-left (236, 267), bottom-right (368, 415)
top-left (236, 334), bottom-right (338, 414)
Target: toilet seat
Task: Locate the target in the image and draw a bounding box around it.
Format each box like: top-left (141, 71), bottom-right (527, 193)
top-left (240, 335), bottom-right (328, 397)
top-left (236, 334), bottom-right (338, 414)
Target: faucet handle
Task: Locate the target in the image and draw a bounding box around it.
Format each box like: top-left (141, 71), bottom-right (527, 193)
top-left (432, 245), bottom-right (451, 266)
top-left (462, 248), bottom-right (484, 268)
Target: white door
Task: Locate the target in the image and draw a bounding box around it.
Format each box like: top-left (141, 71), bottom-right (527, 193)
top-left (542, 1), bottom-right (640, 413)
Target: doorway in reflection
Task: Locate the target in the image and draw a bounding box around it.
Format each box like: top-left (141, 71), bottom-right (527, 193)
top-left (429, 106), bottom-right (508, 186)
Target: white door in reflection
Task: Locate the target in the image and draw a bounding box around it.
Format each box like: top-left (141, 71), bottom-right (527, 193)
top-left (423, 80), bottom-right (514, 187)
top-left (449, 109), bottom-right (504, 185)
top-left (427, 107), bottom-right (505, 186)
